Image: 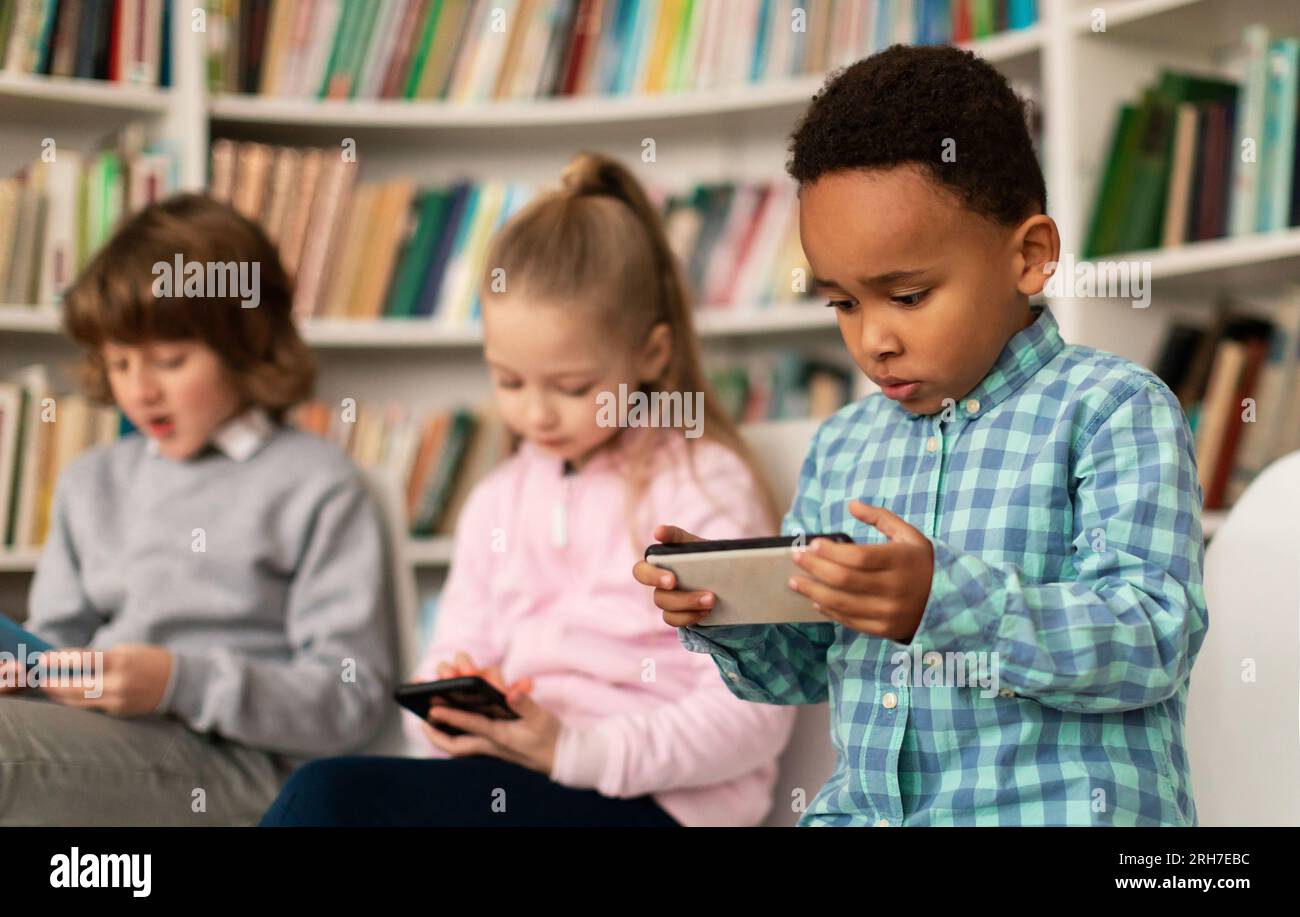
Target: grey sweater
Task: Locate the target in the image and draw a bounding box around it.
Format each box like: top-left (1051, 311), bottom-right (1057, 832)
top-left (28, 423), bottom-right (395, 758)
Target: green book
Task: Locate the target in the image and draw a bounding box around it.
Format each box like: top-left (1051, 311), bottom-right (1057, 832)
top-left (1086, 103), bottom-right (1140, 257)
top-left (972, 0), bottom-right (995, 39)
top-left (99, 151), bottom-right (121, 248)
top-left (1121, 71), bottom-right (1239, 252)
top-left (413, 410), bottom-right (477, 536)
top-left (319, 0), bottom-right (360, 98)
top-left (403, 0), bottom-right (445, 99)
top-left (667, 0), bottom-right (696, 92)
top-left (0, 0), bottom-right (15, 70)
top-left (384, 189), bottom-right (451, 318)
top-left (343, 0), bottom-right (384, 99)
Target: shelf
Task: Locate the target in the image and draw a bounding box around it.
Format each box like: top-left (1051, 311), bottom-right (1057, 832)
top-left (0, 303), bottom-right (840, 347)
top-left (1071, 0), bottom-right (1300, 53)
top-left (206, 27), bottom-right (1042, 132)
top-left (0, 73), bottom-right (171, 119)
top-left (1077, 228), bottom-right (1300, 301)
top-left (0, 549), bottom-right (42, 572)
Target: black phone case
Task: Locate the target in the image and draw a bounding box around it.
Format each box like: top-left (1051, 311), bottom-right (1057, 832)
top-left (393, 676), bottom-right (520, 737)
top-left (643, 532), bottom-right (851, 559)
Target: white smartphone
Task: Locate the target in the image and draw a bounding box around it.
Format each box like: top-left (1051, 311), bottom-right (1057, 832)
top-left (644, 533), bottom-right (852, 626)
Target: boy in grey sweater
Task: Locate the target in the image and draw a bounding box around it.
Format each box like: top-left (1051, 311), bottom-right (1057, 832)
top-left (0, 195), bottom-right (394, 825)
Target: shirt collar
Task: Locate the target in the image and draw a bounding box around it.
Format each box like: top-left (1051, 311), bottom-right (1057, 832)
top-left (899, 304), bottom-right (1062, 421)
top-left (144, 405), bottom-right (275, 461)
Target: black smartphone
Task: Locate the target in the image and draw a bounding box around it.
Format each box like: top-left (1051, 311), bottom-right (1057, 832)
top-left (393, 675), bottom-right (520, 737)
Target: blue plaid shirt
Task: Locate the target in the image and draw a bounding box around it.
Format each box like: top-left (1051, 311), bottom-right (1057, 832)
top-left (681, 305), bottom-right (1207, 826)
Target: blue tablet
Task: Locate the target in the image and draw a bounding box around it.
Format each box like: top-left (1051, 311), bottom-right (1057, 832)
top-left (0, 615), bottom-right (53, 656)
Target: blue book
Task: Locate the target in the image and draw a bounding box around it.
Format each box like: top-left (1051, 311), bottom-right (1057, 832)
top-left (874, 0), bottom-right (893, 52)
top-left (1261, 39), bottom-right (1299, 231)
top-left (598, 0), bottom-right (635, 93)
top-left (414, 183), bottom-right (475, 319)
top-left (1009, 0), bottom-right (1038, 30)
top-left (750, 0), bottom-right (772, 84)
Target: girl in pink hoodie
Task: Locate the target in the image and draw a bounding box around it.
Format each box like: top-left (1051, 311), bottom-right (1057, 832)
top-left (261, 153), bottom-right (795, 827)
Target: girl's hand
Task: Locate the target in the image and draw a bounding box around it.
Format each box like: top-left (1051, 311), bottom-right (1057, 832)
top-left (421, 678), bottom-right (561, 776)
top-left (788, 501), bottom-right (934, 643)
top-left (632, 524), bottom-right (718, 628)
top-left (435, 651), bottom-right (530, 698)
top-left (39, 645), bottom-right (174, 716)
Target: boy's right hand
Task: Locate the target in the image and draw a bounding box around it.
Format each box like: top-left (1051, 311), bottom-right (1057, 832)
top-left (631, 524), bottom-right (717, 628)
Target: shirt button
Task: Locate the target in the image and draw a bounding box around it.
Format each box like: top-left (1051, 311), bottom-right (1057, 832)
top-left (998, 688), bottom-right (1015, 698)
top-left (966, 398), bottom-right (980, 414)
top-left (881, 691), bottom-right (898, 709)
top-left (727, 671), bottom-right (740, 681)
top-left (876, 818), bottom-right (890, 827)
top-left (925, 436), bottom-right (938, 453)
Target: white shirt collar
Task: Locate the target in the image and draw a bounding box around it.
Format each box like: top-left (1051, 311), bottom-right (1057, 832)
top-left (144, 406), bottom-right (275, 462)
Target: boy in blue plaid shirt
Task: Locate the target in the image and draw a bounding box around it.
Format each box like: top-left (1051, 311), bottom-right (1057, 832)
top-left (634, 45), bottom-right (1206, 826)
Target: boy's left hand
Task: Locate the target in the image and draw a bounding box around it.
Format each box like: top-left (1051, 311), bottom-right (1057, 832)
top-left (422, 678), bottom-right (563, 776)
top-left (39, 645), bottom-right (173, 716)
top-left (789, 501), bottom-right (934, 643)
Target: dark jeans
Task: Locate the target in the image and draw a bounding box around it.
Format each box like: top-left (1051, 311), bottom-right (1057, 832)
top-left (259, 755), bottom-right (680, 827)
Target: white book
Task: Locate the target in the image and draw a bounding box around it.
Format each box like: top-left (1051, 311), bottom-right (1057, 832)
top-left (468, 0), bottom-right (518, 102)
top-left (36, 151), bottom-right (82, 307)
top-left (737, 182), bottom-right (798, 306)
top-left (296, 0), bottom-right (343, 98)
top-left (1229, 24), bottom-right (1270, 236)
top-left (510, 0), bottom-right (555, 99)
top-left (356, 0), bottom-right (408, 99)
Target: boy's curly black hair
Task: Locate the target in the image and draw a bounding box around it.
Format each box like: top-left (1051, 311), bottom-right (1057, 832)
top-left (787, 44), bottom-right (1045, 226)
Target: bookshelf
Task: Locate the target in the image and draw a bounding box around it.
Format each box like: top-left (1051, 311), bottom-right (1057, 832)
top-left (3, 0), bottom-right (1296, 618)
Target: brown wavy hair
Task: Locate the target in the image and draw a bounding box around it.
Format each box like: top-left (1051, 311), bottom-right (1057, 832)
top-left (480, 152), bottom-right (782, 543)
top-left (62, 193), bottom-right (314, 421)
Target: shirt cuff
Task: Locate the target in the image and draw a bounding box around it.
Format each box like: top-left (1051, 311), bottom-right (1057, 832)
top-left (678, 623), bottom-right (768, 656)
top-left (909, 539), bottom-right (1003, 655)
top-left (158, 650), bottom-right (215, 724)
top-left (550, 722), bottom-right (615, 791)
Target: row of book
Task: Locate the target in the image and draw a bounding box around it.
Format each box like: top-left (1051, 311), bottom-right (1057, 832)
top-left (0, 131), bottom-right (176, 308)
top-left (1154, 289), bottom-right (1300, 510)
top-left (1085, 26), bottom-right (1300, 257)
top-left (204, 0), bottom-right (1039, 103)
top-left (291, 400), bottom-right (505, 536)
top-left (0, 0), bottom-right (170, 85)
top-left (711, 350), bottom-right (853, 424)
top-left (211, 139), bottom-right (816, 322)
top-left (1, 366), bottom-right (122, 550)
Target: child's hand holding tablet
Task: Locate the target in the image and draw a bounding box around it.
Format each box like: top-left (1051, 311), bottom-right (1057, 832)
top-left (636, 503), bottom-right (936, 640)
top-left (635, 525), bottom-right (853, 627)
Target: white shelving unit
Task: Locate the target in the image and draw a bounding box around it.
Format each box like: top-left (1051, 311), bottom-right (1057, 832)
top-left (2, 0), bottom-right (1293, 597)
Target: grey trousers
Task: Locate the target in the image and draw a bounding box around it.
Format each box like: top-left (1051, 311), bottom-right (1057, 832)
top-left (0, 695), bottom-right (293, 826)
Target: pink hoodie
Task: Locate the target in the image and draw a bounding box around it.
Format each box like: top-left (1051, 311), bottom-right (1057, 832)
top-left (402, 428), bottom-right (796, 826)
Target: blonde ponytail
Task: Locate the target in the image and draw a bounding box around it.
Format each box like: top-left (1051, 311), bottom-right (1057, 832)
top-left (483, 152), bottom-right (783, 541)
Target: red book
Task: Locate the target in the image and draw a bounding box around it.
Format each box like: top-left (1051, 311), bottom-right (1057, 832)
top-left (108, 0), bottom-right (122, 80)
top-left (953, 0), bottom-right (972, 44)
top-left (558, 0), bottom-right (596, 96)
top-left (1206, 336), bottom-right (1268, 508)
